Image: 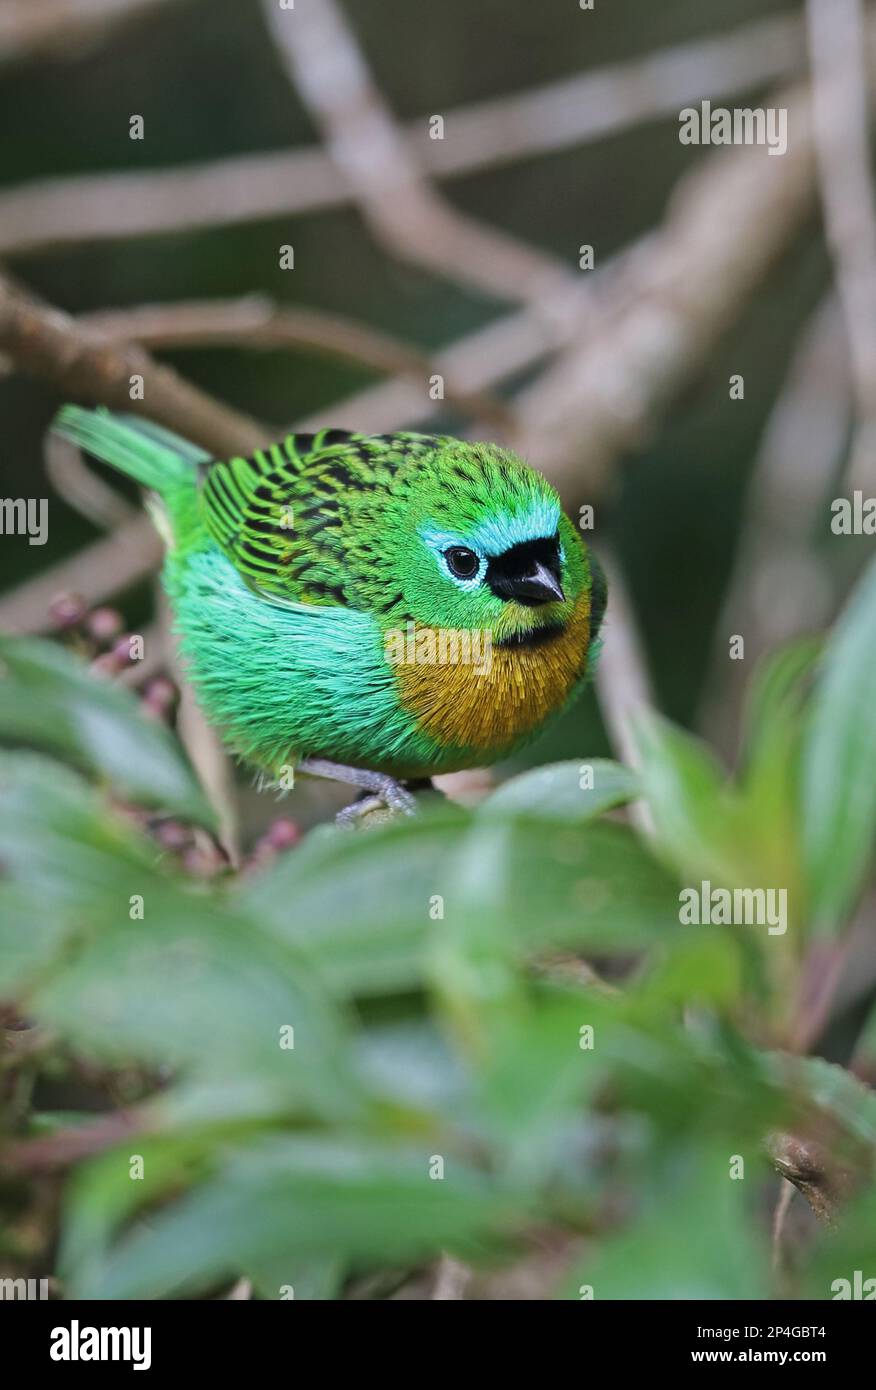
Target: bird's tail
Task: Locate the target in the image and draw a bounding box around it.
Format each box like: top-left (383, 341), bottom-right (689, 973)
top-left (52, 406), bottom-right (209, 498)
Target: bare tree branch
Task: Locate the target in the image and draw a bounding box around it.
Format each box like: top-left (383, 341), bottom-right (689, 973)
top-left (290, 293), bottom-right (588, 435)
top-left (512, 81), bottom-right (820, 491)
top-left (72, 296), bottom-right (515, 430)
top-left (0, 14), bottom-right (804, 258)
top-left (0, 271), bottom-right (270, 456)
top-left (258, 0), bottom-right (575, 311)
top-left (424, 14), bottom-right (803, 180)
top-left (0, 0), bottom-right (178, 62)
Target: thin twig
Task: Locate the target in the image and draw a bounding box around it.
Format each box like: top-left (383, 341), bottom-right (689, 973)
top-left (426, 15), bottom-right (804, 179)
top-left (0, 515), bottom-right (159, 634)
top-left (593, 551), bottom-right (655, 831)
top-left (1, 1107), bottom-right (145, 1172)
top-left (771, 1177), bottom-right (795, 1271)
top-left (44, 432), bottom-right (138, 531)
top-left (159, 591), bottom-right (239, 867)
top-left (290, 289), bottom-right (594, 435)
top-left (806, 0), bottom-right (876, 491)
top-left (430, 1255), bottom-right (472, 1301)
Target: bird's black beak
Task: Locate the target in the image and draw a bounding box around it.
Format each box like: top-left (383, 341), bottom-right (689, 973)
top-left (487, 541), bottom-right (566, 607)
top-left (495, 560), bottom-right (565, 606)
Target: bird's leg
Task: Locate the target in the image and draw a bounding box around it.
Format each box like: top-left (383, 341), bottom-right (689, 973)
top-left (297, 757), bottom-right (418, 821)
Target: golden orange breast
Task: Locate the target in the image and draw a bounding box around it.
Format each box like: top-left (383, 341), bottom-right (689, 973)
top-left (393, 594), bottom-right (592, 754)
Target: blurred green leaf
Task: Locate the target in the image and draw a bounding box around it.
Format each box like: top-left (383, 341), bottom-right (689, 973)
top-left (637, 932), bottom-right (746, 1012)
top-left (479, 758), bottom-right (639, 824)
top-left (0, 636), bottom-right (214, 827)
top-left (734, 640), bottom-right (816, 920)
top-left (58, 1130), bottom-right (222, 1298)
top-left (0, 753), bottom-right (166, 993)
top-left (68, 1136), bottom-right (527, 1299)
top-left (32, 900), bottom-right (363, 1123)
top-left (239, 810), bottom-right (464, 997)
top-left (448, 814), bottom-right (679, 954)
top-left (777, 1054), bottom-right (876, 1148)
top-left (635, 712), bottom-right (751, 885)
top-left (246, 805), bottom-right (678, 1007)
top-left (802, 556), bottom-right (876, 931)
top-left (741, 636), bottom-right (819, 782)
top-left (634, 711), bottom-right (805, 955)
top-left (564, 1143), bottom-right (770, 1299)
top-left (801, 1182), bottom-right (876, 1299)
top-left (474, 986), bottom-right (612, 1182)
top-left (246, 1254), bottom-right (342, 1301)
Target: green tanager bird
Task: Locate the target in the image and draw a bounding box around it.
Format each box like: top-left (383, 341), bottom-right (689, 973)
top-left (52, 408), bottom-right (606, 817)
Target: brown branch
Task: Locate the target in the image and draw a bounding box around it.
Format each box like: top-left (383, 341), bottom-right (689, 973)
top-left (0, 271), bottom-right (269, 457)
top-left (258, 0), bottom-right (574, 311)
top-left (0, 14), bottom-right (804, 258)
top-left (73, 296), bottom-right (515, 431)
top-left (771, 1178), bottom-right (796, 1269)
top-left (511, 78), bottom-right (820, 492)
top-left (0, 0), bottom-right (178, 62)
top-left (0, 292), bottom-right (514, 431)
top-left (1, 1107), bottom-right (145, 1172)
top-left (430, 1255), bottom-right (473, 1301)
top-left (290, 294), bottom-right (589, 435)
top-left (423, 14), bottom-right (804, 180)
top-left (0, 514), bottom-right (159, 634)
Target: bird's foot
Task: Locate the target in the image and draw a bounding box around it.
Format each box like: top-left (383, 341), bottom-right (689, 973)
top-left (298, 757), bottom-right (418, 825)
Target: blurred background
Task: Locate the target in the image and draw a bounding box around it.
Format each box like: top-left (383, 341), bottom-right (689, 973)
top-left (0, 0), bottom-right (872, 831)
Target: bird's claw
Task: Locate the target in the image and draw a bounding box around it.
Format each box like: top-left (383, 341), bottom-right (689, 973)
top-left (297, 757), bottom-right (418, 826)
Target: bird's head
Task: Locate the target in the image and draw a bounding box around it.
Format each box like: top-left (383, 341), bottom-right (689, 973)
top-left (382, 442), bottom-right (604, 648)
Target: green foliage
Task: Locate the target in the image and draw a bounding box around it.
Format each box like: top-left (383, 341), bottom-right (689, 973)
top-left (802, 559), bottom-right (876, 932)
top-left (0, 637), bottom-right (215, 828)
top-left (2, 556), bottom-right (876, 1298)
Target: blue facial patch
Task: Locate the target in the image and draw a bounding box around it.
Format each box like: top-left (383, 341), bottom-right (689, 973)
top-left (467, 498), bottom-right (561, 557)
top-left (420, 495), bottom-right (562, 590)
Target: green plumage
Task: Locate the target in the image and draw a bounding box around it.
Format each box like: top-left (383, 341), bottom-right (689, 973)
top-left (53, 407), bottom-right (605, 784)
top-left (201, 428), bottom-right (450, 610)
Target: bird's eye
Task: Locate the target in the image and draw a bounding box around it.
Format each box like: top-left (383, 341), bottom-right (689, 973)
top-left (444, 546), bottom-right (480, 580)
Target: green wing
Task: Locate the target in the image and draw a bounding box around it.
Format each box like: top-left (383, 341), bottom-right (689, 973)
top-left (201, 427), bottom-right (445, 607)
